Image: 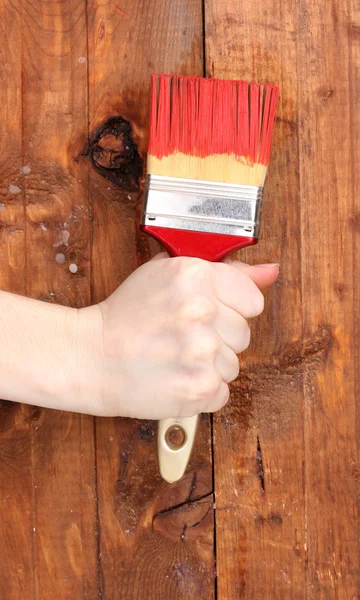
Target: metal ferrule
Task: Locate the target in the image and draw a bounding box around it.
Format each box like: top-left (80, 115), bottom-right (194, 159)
top-left (143, 175), bottom-right (264, 238)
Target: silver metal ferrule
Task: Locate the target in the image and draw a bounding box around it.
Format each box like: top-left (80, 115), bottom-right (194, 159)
top-left (142, 175), bottom-right (264, 238)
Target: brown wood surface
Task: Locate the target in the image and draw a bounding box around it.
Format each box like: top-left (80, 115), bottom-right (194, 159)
top-left (0, 0), bottom-right (359, 599)
top-left (0, 3), bottom-right (31, 598)
top-left (298, 1), bottom-right (359, 597)
top-left (206, 0), bottom-right (306, 598)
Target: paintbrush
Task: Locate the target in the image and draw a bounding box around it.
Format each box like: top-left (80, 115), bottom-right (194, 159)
top-left (142, 74), bottom-right (279, 483)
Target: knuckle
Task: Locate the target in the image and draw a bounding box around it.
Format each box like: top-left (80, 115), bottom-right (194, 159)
top-left (178, 295), bottom-right (217, 323)
top-left (201, 333), bottom-right (220, 358)
top-left (196, 334), bottom-right (220, 357)
top-left (210, 384), bottom-right (230, 412)
top-left (180, 333), bottom-right (220, 366)
top-left (194, 372), bottom-right (222, 401)
top-left (178, 257), bottom-right (210, 280)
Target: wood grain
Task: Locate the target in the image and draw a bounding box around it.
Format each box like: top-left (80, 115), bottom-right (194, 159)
top-left (1, 1), bottom-right (359, 598)
top-left (206, 0), bottom-right (360, 598)
top-left (205, 0), bottom-right (306, 598)
top-left (298, 0), bottom-right (359, 597)
top-left (21, 0), bottom-right (98, 598)
top-left (0, 2), bottom-right (33, 598)
top-left (87, 1), bottom-right (214, 598)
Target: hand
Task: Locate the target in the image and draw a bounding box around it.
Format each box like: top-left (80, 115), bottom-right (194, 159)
top-left (78, 255), bottom-right (279, 419)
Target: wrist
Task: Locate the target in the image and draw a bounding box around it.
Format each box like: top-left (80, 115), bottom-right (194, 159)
top-left (75, 304), bottom-right (108, 416)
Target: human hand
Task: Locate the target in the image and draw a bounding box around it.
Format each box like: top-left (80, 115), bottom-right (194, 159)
top-left (78, 254), bottom-right (279, 419)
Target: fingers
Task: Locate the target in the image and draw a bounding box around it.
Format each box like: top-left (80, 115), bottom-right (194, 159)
top-left (181, 375), bottom-right (229, 416)
top-left (213, 262), bottom-right (265, 318)
top-left (205, 380), bottom-right (230, 412)
top-left (223, 259), bottom-right (280, 290)
top-left (214, 304), bottom-right (251, 354)
top-left (215, 343), bottom-right (240, 383)
top-left (178, 326), bottom-right (241, 416)
top-left (179, 325), bottom-right (241, 383)
top-left (178, 327), bottom-right (220, 367)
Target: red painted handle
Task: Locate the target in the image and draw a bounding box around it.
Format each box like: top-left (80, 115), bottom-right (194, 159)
top-left (142, 225), bottom-right (258, 261)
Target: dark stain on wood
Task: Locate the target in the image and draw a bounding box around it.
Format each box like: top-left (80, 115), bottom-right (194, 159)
top-left (137, 421), bottom-right (155, 442)
top-left (278, 324), bottom-right (332, 369)
top-left (350, 212), bottom-right (360, 231)
top-left (256, 436), bottom-right (265, 495)
top-left (84, 116), bottom-right (143, 191)
top-left (318, 87), bottom-right (335, 104)
top-left (254, 512), bottom-right (283, 527)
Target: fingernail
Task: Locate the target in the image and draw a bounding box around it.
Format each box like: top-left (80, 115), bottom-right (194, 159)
top-left (254, 263), bottom-right (280, 268)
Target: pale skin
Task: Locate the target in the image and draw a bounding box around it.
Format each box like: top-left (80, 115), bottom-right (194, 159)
top-left (0, 255), bottom-right (279, 420)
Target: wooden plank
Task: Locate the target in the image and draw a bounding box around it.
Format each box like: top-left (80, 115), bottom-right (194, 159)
top-left (21, 2), bottom-right (99, 598)
top-left (350, 0), bottom-right (360, 596)
top-left (0, 4), bottom-right (33, 596)
top-left (87, 1), bottom-right (215, 598)
top-left (297, 0), bottom-right (359, 597)
top-left (205, 1), bottom-right (306, 598)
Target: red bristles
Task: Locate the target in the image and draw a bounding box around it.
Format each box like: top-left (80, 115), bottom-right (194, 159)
top-left (148, 74), bottom-right (279, 166)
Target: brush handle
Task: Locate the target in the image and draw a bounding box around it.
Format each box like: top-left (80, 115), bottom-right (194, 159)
top-left (157, 415), bottom-right (200, 483)
top-left (142, 225), bottom-right (257, 482)
top-left (143, 225), bottom-right (257, 262)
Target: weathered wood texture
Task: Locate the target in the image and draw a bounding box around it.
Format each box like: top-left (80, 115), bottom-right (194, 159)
top-left (206, 1), bottom-right (306, 598)
top-left (0, 0), bottom-right (359, 599)
top-left (0, 4), bottom-right (31, 598)
top-left (298, 1), bottom-right (359, 598)
top-left (1, 1), bottom-right (98, 598)
top-left (22, 0), bottom-right (99, 597)
top-left (207, 0), bottom-right (359, 599)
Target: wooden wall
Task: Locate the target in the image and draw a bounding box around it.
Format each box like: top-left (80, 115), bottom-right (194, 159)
top-left (0, 0), bottom-right (358, 598)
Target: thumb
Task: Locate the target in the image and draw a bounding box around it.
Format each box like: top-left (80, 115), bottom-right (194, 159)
top-left (224, 259), bottom-right (280, 290)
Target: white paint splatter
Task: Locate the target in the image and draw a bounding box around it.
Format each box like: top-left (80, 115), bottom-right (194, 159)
top-left (9, 184), bottom-right (21, 195)
top-left (40, 222), bottom-right (47, 231)
top-left (281, 570), bottom-right (291, 585)
top-left (78, 56), bottom-right (86, 64)
top-left (32, 527), bottom-right (36, 532)
top-left (49, 292), bottom-right (55, 296)
top-left (55, 253), bottom-right (66, 265)
top-left (53, 230), bottom-right (70, 247)
top-left (127, 195), bottom-right (131, 200)
top-left (20, 165), bottom-right (31, 175)
top-left (69, 263), bottom-right (78, 274)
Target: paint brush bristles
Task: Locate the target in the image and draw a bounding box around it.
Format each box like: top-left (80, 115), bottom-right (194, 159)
top-left (147, 74), bottom-right (279, 186)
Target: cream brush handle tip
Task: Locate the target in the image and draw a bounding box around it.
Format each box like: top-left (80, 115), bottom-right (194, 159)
top-left (157, 414), bottom-right (199, 483)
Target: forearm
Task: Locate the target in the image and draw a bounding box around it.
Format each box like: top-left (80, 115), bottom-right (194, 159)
top-left (0, 291), bottom-right (102, 414)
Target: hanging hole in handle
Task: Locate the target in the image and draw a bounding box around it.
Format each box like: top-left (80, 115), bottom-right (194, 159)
top-left (165, 425), bottom-right (187, 451)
